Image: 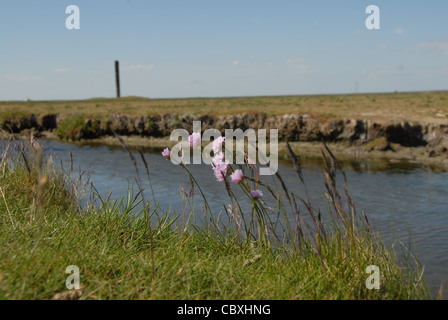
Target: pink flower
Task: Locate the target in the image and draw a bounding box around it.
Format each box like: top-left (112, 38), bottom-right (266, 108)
top-left (213, 162), bottom-right (229, 182)
top-left (212, 136), bottom-right (225, 153)
top-left (211, 152), bottom-right (229, 181)
top-left (162, 148), bottom-right (171, 160)
top-left (230, 169), bottom-right (244, 184)
top-left (250, 190), bottom-right (263, 200)
top-left (212, 152), bottom-right (225, 166)
top-left (188, 132), bottom-right (202, 147)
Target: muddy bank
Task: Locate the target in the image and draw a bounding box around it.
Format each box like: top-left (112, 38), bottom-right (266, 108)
top-left (2, 112), bottom-right (448, 166)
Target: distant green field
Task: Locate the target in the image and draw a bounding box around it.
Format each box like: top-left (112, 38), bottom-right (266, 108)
top-left (1, 91), bottom-right (447, 122)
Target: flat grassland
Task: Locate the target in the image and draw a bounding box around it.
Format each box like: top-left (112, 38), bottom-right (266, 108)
top-left (0, 140), bottom-right (432, 300)
top-left (1, 91), bottom-right (447, 122)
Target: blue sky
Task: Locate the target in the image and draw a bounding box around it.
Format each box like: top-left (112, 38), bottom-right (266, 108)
top-left (0, 0), bottom-right (447, 100)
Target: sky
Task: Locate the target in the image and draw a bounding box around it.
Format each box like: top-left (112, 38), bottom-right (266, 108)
top-left (0, 0), bottom-right (447, 101)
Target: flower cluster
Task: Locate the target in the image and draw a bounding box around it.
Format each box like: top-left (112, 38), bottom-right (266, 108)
top-left (162, 133), bottom-right (263, 200)
top-left (188, 132), bottom-right (201, 147)
top-left (162, 148), bottom-right (170, 160)
top-left (210, 137), bottom-right (228, 182)
top-left (230, 169), bottom-right (244, 184)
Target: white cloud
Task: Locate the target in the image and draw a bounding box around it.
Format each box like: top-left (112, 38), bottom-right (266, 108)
top-left (286, 57), bottom-right (307, 65)
top-left (84, 69), bottom-right (104, 74)
top-left (295, 64), bottom-right (310, 74)
top-left (416, 41), bottom-right (448, 56)
top-left (189, 78), bottom-right (207, 86)
top-left (121, 64), bottom-right (155, 72)
top-left (52, 68), bottom-right (71, 73)
top-left (394, 28), bottom-right (405, 35)
top-left (232, 60), bottom-right (241, 66)
top-left (2, 74), bottom-right (42, 82)
top-left (286, 57), bottom-right (312, 74)
top-left (372, 66), bottom-right (409, 76)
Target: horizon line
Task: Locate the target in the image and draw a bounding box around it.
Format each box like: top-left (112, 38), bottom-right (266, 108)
top-left (1, 89), bottom-right (447, 103)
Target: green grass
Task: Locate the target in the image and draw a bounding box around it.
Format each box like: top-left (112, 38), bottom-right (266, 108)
top-left (0, 138), bottom-right (432, 300)
top-left (55, 114), bottom-right (87, 140)
top-left (55, 114), bottom-right (100, 140)
top-left (0, 110), bottom-right (33, 131)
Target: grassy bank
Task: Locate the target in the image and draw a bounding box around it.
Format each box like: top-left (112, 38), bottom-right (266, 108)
top-left (0, 138), bottom-right (432, 300)
top-left (1, 91), bottom-right (448, 122)
top-left (2, 91), bottom-right (448, 169)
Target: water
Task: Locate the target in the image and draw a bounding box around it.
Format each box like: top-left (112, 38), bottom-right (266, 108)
top-left (39, 139), bottom-right (448, 297)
